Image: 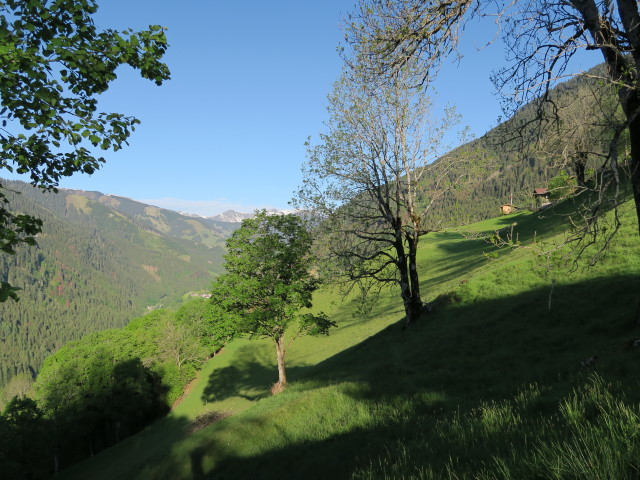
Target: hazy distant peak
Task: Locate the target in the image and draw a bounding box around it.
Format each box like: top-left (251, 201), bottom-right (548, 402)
top-left (209, 210), bottom-right (254, 223)
top-left (208, 208), bottom-right (300, 223)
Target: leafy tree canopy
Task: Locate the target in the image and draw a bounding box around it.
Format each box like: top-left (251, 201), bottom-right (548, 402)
top-left (0, 0), bottom-right (170, 300)
top-left (210, 211), bottom-right (334, 389)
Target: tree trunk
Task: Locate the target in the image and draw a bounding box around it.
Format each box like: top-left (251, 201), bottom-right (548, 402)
top-left (615, 86), bottom-right (640, 233)
top-left (53, 450), bottom-right (59, 474)
top-left (395, 227), bottom-right (423, 326)
top-left (574, 153), bottom-right (587, 187)
top-left (569, 0), bottom-right (640, 232)
top-left (407, 231), bottom-right (423, 323)
top-left (275, 336), bottom-right (287, 389)
top-left (627, 114), bottom-right (640, 235)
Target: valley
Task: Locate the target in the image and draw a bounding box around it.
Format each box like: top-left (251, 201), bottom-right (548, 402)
top-left (0, 180), bottom-right (232, 387)
top-left (2, 0), bottom-right (640, 478)
top-left (54, 199), bottom-right (640, 480)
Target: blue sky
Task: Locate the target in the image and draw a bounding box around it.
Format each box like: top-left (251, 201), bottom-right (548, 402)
top-left (8, 1), bottom-right (599, 216)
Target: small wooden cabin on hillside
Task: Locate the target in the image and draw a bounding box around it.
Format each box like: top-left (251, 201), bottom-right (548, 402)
top-left (533, 187), bottom-right (551, 207)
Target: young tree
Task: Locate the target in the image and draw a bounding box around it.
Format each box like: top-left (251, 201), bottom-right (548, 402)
top-left (0, 0), bottom-right (170, 300)
top-left (295, 61), bottom-right (468, 325)
top-left (175, 298), bottom-right (235, 356)
top-left (158, 320), bottom-right (207, 373)
top-left (0, 372), bottom-right (33, 408)
top-left (209, 211), bottom-right (334, 392)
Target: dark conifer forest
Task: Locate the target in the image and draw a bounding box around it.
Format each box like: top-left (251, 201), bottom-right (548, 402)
top-left (0, 180), bottom-right (232, 387)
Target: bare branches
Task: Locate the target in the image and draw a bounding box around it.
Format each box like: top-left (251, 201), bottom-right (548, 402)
top-left (295, 52), bottom-right (471, 323)
top-left (345, 0), bottom-right (640, 257)
top-left (345, 0), bottom-right (478, 86)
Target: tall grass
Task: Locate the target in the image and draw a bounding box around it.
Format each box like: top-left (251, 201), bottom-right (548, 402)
top-left (354, 376), bottom-right (640, 480)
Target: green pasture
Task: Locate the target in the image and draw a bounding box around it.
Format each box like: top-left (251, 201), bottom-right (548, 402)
top-left (60, 201), bottom-right (640, 479)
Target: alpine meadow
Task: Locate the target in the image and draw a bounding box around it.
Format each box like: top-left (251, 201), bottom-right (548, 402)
top-left (1, 1), bottom-right (640, 479)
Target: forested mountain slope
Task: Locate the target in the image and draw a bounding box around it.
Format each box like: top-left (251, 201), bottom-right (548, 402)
top-left (0, 65), bottom-right (618, 388)
top-left (0, 180), bottom-right (232, 387)
top-left (421, 64), bottom-right (619, 227)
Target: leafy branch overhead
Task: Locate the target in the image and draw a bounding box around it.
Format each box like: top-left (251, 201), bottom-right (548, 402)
top-left (0, 0), bottom-right (170, 298)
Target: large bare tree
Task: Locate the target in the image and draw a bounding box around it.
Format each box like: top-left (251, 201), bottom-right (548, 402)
top-left (346, 0), bottom-right (640, 239)
top-left (295, 61), bottom-right (467, 325)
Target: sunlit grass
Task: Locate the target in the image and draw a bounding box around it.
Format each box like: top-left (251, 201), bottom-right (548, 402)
top-left (59, 199), bottom-right (640, 480)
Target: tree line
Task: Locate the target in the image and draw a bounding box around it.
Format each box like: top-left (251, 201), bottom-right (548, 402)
top-left (0, 181), bottom-right (226, 388)
top-left (0, 298), bottom-right (224, 478)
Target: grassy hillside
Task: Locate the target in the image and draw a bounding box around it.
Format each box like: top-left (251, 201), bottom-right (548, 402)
top-left (58, 198), bottom-right (640, 479)
top-left (419, 64), bottom-right (623, 228)
top-left (58, 188), bottom-right (237, 248)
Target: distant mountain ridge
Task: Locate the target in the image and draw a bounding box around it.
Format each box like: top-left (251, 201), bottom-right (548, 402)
top-left (209, 209), bottom-right (255, 223)
top-left (208, 208), bottom-right (298, 223)
top-left (0, 180), bottom-right (233, 387)
top-left (59, 189), bottom-right (240, 245)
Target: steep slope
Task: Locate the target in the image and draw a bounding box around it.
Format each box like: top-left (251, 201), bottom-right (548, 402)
top-left (420, 64), bottom-right (620, 228)
top-left (28, 186), bottom-right (238, 248)
top-left (57, 197), bottom-right (640, 480)
top-left (0, 180), bottom-right (230, 386)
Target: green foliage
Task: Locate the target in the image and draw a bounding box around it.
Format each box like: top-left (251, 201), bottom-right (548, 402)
top-left (211, 211), bottom-right (332, 342)
top-left (175, 298), bottom-right (233, 355)
top-left (10, 301), bottom-right (219, 474)
top-left (0, 372), bottom-right (33, 409)
top-left (548, 170), bottom-right (575, 200)
top-left (0, 396), bottom-right (50, 479)
top-left (0, 0), bottom-right (170, 296)
top-left (210, 211), bottom-right (334, 386)
top-left (0, 180), bottom-right (228, 389)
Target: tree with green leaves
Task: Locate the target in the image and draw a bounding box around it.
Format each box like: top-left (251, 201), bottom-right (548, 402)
top-left (210, 211), bottom-right (334, 392)
top-left (0, 396), bottom-right (50, 479)
top-left (175, 297), bottom-right (234, 356)
top-left (0, 0), bottom-right (170, 300)
top-left (0, 372), bottom-right (33, 409)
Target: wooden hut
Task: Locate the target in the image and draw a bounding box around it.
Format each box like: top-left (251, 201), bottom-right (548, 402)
top-left (533, 187), bottom-right (551, 207)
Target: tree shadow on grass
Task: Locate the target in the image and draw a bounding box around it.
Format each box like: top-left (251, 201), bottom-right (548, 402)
top-left (70, 274), bottom-right (640, 480)
top-left (200, 344), bottom-right (315, 404)
top-left (332, 274), bottom-right (639, 397)
top-left (189, 275), bottom-right (640, 479)
top-left (58, 409), bottom-right (192, 480)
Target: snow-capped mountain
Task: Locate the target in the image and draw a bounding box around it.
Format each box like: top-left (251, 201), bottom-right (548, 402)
top-left (209, 209), bottom-right (255, 223)
top-left (209, 208), bottom-right (299, 223)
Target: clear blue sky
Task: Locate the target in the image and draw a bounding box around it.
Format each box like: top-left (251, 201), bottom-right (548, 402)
top-left (7, 1), bottom-right (599, 216)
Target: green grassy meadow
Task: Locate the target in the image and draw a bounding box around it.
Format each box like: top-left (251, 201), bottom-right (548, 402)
top-left (59, 201), bottom-right (640, 479)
